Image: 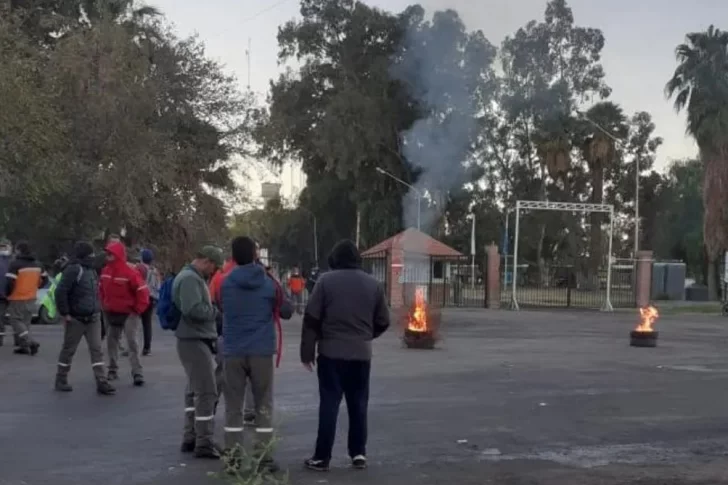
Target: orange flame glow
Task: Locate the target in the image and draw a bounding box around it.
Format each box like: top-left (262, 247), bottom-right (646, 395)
top-left (635, 306), bottom-right (659, 333)
top-left (407, 287), bottom-right (428, 333)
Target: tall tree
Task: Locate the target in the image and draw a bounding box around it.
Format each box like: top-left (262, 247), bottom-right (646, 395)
top-left (579, 102), bottom-right (628, 276)
top-left (653, 159), bottom-right (704, 282)
top-left (256, 0), bottom-right (413, 249)
top-left (0, 5), bottom-right (252, 264)
top-left (666, 25), bottom-right (728, 299)
top-left (498, 0), bottom-right (611, 279)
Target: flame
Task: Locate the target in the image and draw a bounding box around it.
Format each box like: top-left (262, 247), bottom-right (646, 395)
top-left (407, 287), bottom-right (428, 333)
top-left (635, 305), bottom-right (659, 332)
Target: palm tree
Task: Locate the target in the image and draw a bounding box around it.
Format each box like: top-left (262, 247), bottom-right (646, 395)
top-left (666, 25), bottom-right (728, 299)
top-left (580, 102), bottom-right (628, 279)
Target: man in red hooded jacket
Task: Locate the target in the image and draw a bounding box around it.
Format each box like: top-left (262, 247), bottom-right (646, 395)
top-left (100, 241), bottom-right (150, 386)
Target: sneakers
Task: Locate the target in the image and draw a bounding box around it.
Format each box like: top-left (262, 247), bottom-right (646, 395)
top-left (133, 374), bottom-right (145, 387)
top-left (29, 342), bottom-right (40, 355)
top-left (54, 376), bottom-right (73, 392)
top-left (96, 380), bottom-right (116, 395)
top-left (142, 348), bottom-right (151, 356)
top-left (352, 455), bottom-right (368, 469)
top-left (107, 370), bottom-right (119, 381)
top-left (13, 346), bottom-right (29, 355)
top-left (304, 458), bottom-right (330, 472)
top-left (304, 456), bottom-right (366, 472)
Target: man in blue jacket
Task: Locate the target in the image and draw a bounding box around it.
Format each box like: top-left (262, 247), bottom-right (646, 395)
top-left (220, 236), bottom-right (292, 473)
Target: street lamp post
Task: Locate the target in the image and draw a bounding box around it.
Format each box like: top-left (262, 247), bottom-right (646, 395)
top-left (299, 207), bottom-right (319, 265)
top-left (576, 111), bottom-right (638, 256)
top-left (375, 167), bottom-right (422, 230)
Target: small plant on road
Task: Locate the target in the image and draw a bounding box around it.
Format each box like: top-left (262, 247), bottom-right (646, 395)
top-left (215, 438), bottom-right (288, 485)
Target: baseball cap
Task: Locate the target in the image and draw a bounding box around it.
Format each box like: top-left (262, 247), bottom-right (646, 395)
top-left (199, 246), bottom-right (224, 267)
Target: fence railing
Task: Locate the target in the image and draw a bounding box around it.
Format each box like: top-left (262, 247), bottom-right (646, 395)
top-left (500, 261), bottom-right (636, 309)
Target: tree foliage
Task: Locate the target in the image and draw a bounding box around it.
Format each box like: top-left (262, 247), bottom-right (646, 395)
top-left (667, 25), bottom-right (728, 264)
top-left (0, 4), bottom-right (254, 266)
top-left (249, 0), bottom-right (678, 276)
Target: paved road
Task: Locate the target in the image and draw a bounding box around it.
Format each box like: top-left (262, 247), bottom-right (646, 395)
top-left (3, 310), bottom-right (728, 484)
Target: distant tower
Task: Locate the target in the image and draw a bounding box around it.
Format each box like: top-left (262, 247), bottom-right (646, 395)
top-left (245, 38), bottom-right (251, 91)
top-left (261, 182), bottom-right (281, 203)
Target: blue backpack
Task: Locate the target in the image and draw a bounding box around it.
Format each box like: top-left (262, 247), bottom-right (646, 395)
top-left (157, 276), bottom-right (181, 330)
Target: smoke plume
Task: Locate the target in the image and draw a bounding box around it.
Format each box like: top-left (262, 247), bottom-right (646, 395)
top-left (391, 8), bottom-right (493, 237)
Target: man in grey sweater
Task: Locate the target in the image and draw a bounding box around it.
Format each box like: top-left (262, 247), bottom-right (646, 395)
top-left (301, 240), bottom-right (390, 472)
top-left (174, 246), bottom-right (224, 459)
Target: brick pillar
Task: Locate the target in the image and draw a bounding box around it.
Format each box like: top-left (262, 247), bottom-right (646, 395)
top-left (486, 244), bottom-right (501, 309)
top-left (635, 250), bottom-right (653, 308)
top-left (389, 248), bottom-right (404, 309)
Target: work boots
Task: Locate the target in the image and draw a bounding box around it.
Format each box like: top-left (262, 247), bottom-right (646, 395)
top-left (54, 374), bottom-right (73, 392)
top-left (96, 380), bottom-right (116, 396)
top-left (15, 341), bottom-right (39, 356)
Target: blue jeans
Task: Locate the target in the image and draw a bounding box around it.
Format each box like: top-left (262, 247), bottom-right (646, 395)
top-left (314, 355), bottom-right (371, 461)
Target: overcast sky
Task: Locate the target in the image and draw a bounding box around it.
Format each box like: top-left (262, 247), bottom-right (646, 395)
top-left (151, 0), bottom-right (723, 198)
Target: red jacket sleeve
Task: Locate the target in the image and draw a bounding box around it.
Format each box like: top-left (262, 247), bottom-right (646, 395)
top-left (99, 270), bottom-right (108, 310)
top-left (130, 268), bottom-right (150, 315)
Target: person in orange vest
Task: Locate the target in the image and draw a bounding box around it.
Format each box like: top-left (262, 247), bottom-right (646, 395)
top-left (5, 241), bottom-right (48, 355)
top-left (288, 267), bottom-right (306, 315)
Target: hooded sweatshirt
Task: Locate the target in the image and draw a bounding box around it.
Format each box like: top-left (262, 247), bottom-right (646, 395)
top-left (100, 242), bottom-right (150, 315)
top-left (221, 263), bottom-right (293, 357)
top-left (301, 240), bottom-right (390, 363)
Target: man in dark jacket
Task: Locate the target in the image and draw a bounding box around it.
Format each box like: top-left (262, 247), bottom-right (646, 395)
top-left (0, 238), bottom-right (12, 347)
top-left (54, 242), bottom-right (115, 395)
top-left (221, 236), bottom-right (293, 472)
top-left (301, 240), bottom-right (390, 472)
top-left (5, 241), bottom-right (47, 356)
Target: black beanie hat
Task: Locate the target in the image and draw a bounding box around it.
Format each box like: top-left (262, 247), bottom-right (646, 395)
top-left (74, 241), bottom-right (94, 260)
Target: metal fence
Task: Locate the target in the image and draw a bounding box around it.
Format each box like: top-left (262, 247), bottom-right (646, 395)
top-left (362, 250), bottom-right (390, 302)
top-left (400, 255), bottom-right (486, 308)
top-left (500, 259), bottom-right (636, 310)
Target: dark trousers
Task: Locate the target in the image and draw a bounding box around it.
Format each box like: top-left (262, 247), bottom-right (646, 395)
top-left (140, 302), bottom-right (155, 352)
top-left (314, 355), bottom-right (371, 462)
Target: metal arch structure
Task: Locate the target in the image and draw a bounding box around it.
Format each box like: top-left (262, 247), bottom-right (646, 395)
top-left (510, 200), bottom-right (615, 312)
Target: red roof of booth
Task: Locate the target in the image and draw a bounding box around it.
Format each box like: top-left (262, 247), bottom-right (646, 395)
top-left (361, 228), bottom-right (463, 257)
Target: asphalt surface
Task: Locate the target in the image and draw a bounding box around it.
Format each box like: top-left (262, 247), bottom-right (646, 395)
top-left (3, 309), bottom-right (728, 484)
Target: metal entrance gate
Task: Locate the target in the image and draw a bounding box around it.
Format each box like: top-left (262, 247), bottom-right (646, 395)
top-left (500, 260), bottom-right (636, 309)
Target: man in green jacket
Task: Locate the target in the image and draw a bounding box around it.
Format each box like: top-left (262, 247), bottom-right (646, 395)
top-left (174, 246), bottom-right (224, 459)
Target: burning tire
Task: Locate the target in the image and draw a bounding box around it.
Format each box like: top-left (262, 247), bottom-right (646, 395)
top-left (401, 286), bottom-right (440, 350)
top-left (403, 328), bottom-right (436, 349)
top-left (630, 330), bottom-right (658, 347)
top-left (631, 306), bottom-right (659, 348)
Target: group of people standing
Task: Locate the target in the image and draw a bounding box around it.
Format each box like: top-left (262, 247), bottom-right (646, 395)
top-left (1, 233), bottom-right (391, 475)
top-left (172, 237), bottom-right (390, 474)
top-left (0, 236), bottom-right (160, 396)
top-left (56, 238), bottom-right (161, 394)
